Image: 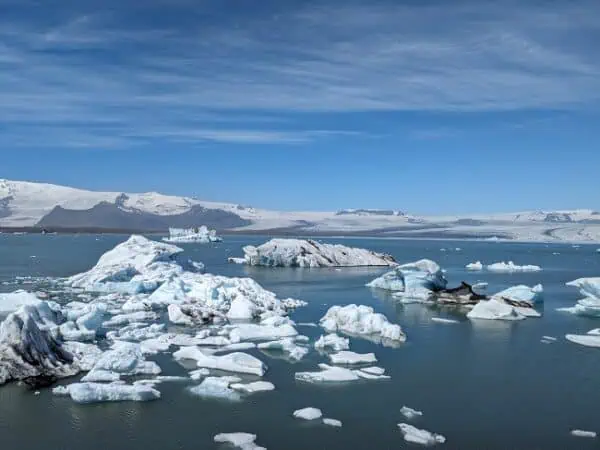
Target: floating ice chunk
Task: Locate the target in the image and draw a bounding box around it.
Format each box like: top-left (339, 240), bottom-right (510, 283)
top-left (567, 278), bottom-right (600, 300)
top-left (189, 368), bottom-right (210, 380)
top-left (542, 336), bottom-right (557, 341)
top-left (467, 299), bottom-right (525, 321)
top-left (227, 257), bottom-right (247, 264)
top-left (0, 290), bottom-right (43, 313)
top-left (295, 364), bottom-right (360, 383)
top-left (59, 321), bottom-right (97, 342)
top-left (214, 342), bottom-right (257, 353)
top-left (320, 304), bottom-right (406, 343)
top-left (566, 330), bottom-right (600, 348)
top-left (293, 407), bottom-right (323, 420)
top-left (323, 418), bottom-right (342, 427)
top-left (173, 347), bottom-right (267, 376)
top-left (61, 382), bottom-right (160, 403)
top-left (314, 334), bottom-right (350, 352)
top-left (92, 342), bottom-right (161, 376)
top-left (354, 369), bottom-right (391, 380)
top-left (431, 317), bottom-right (460, 324)
top-left (493, 284), bottom-right (543, 305)
top-left (107, 323), bottom-right (166, 342)
top-left (163, 226), bottom-right (222, 244)
top-left (257, 338), bottom-right (308, 361)
top-left (227, 297), bottom-right (258, 320)
top-left (189, 377), bottom-right (241, 401)
top-left (329, 351), bottom-right (377, 365)
top-left (67, 235), bottom-right (185, 293)
top-left (571, 430), bottom-right (597, 438)
top-left (214, 433), bottom-right (265, 450)
top-left (487, 261), bottom-right (542, 272)
top-left (237, 238), bottom-right (397, 267)
top-left (103, 311), bottom-right (158, 327)
top-left (361, 366), bottom-right (385, 376)
top-left (63, 342), bottom-right (103, 371)
top-left (229, 323), bottom-right (298, 342)
top-left (465, 261), bottom-right (483, 271)
top-left (81, 370), bottom-right (121, 382)
top-left (398, 423), bottom-right (446, 445)
top-left (400, 406), bottom-right (423, 419)
top-left (230, 381), bottom-right (275, 393)
top-left (0, 302), bottom-right (78, 385)
top-left (367, 260), bottom-right (446, 299)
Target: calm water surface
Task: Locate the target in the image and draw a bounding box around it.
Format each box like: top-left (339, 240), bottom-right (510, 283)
top-left (0, 234), bottom-right (599, 449)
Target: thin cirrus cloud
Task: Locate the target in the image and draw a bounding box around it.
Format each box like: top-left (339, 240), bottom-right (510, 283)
top-left (1, 0), bottom-right (599, 147)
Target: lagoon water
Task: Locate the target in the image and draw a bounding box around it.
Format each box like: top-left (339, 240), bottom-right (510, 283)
top-left (1, 234), bottom-right (600, 449)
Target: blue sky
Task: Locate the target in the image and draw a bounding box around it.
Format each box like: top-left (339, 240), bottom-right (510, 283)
top-left (1, 0), bottom-right (599, 214)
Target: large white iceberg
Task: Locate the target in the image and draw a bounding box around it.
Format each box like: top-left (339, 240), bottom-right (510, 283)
top-left (320, 304), bottom-right (406, 343)
top-left (173, 347), bottom-right (267, 376)
top-left (57, 382), bottom-right (160, 403)
top-left (487, 261), bottom-right (542, 272)
top-left (0, 302), bottom-right (79, 385)
top-left (235, 238), bottom-right (397, 268)
top-left (0, 290), bottom-right (43, 313)
top-left (559, 278), bottom-right (600, 317)
top-left (367, 259), bottom-right (447, 300)
top-left (163, 226), bottom-right (222, 244)
top-left (66, 235), bottom-right (189, 293)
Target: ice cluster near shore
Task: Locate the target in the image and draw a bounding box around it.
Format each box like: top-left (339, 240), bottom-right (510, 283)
top-left (232, 238), bottom-right (397, 267)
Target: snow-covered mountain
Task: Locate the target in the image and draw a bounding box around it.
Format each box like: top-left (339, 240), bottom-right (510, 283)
top-left (1, 179), bottom-right (600, 242)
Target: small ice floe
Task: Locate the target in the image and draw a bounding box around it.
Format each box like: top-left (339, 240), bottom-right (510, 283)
top-left (189, 368), bottom-right (210, 380)
top-left (361, 366), bottom-right (385, 376)
top-left (297, 322), bottom-right (318, 327)
top-left (163, 226), bottom-right (222, 244)
top-left (431, 317), bottom-right (459, 324)
top-left (486, 261), bottom-right (542, 272)
top-left (0, 290), bottom-right (43, 313)
top-left (467, 299), bottom-right (526, 321)
top-left (571, 430), bottom-right (597, 438)
top-left (323, 418), bottom-right (342, 427)
top-left (214, 342), bottom-right (257, 353)
top-left (257, 338), bottom-right (309, 361)
top-left (329, 351), bottom-right (377, 365)
top-left (465, 261), bottom-right (483, 271)
top-left (320, 304), bottom-right (406, 343)
top-left (103, 311), bottom-right (158, 327)
top-left (228, 322), bottom-right (299, 342)
top-left (230, 381), bottom-right (275, 394)
top-left (81, 370), bottom-right (121, 383)
top-left (233, 238), bottom-right (397, 267)
top-left (558, 278), bottom-right (600, 317)
top-left (189, 377), bottom-right (242, 401)
top-left (293, 407), bottom-right (323, 420)
top-left (541, 336), bottom-right (557, 344)
top-left (565, 329), bottom-right (600, 348)
top-left (55, 382), bottom-right (161, 404)
top-left (214, 433), bottom-right (265, 450)
top-left (398, 423), bottom-right (446, 445)
top-left (400, 406), bottom-right (423, 420)
top-left (173, 347), bottom-right (267, 376)
top-left (295, 364), bottom-right (389, 383)
top-left (314, 334), bottom-right (350, 352)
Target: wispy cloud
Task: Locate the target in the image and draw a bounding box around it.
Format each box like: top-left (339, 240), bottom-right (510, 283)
top-left (1, 0), bottom-right (599, 147)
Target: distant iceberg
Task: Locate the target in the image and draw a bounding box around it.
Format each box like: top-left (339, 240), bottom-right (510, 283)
top-left (163, 226), bottom-right (222, 244)
top-left (367, 259), bottom-right (447, 301)
top-left (232, 238), bottom-right (397, 267)
top-left (487, 261), bottom-right (542, 272)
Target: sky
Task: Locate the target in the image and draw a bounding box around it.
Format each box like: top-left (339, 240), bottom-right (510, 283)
top-left (1, 0), bottom-right (600, 214)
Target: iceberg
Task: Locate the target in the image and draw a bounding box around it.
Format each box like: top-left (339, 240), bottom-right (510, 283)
top-left (493, 284), bottom-right (543, 305)
top-left (465, 261), bottom-right (483, 271)
top-left (257, 338), bottom-right (308, 361)
top-left (0, 290), bottom-right (43, 313)
top-left (467, 299), bottom-right (526, 321)
top-left (558, 278), bottom-right (600, 317)
top-left (66, 235), bottom-right (188, 293)
top-left (230, 381), bottom-right (275, 393)
top-left (173, 347), bottom-right (267, 376)
top-left (398, 423), bottom-right (446, 445)
top-left (400, 406), bottom-right (423, 419)
top-left (571, 430), bottom-right (597, 438)
top-left (235, 238), bottom-right (397, 268)
top-left (163, 226), bottom-right (222, 244)
top-left (81, 370), bottom-right (121, 382)
top-left (431, 317), bottom-right (459, 324)
top-left (59, 382), bottom-right (160, 403)
top-left (323, 418), bottom-right (342, 427)
top-left (0, 302), bottom-right (79, 385)
top-left (214, 433), bottom-right (265, 450)
top-left (189, 377), bottom-right (241, 401)
top-left (314, 334), bottom-right (350, 352)
top-left (367, 259), bottom-right (446, 293)
top-left (487, 261), bottom-right (542, 272)
top-left (293, 407), bottom-right (323, 420)
top-left (90, 342), bottom-right (161, 376)
top-left (295, 364), bottom-right (361, 383)
top-left (229, 323), bottom-right (298, 342)
top-left (103, 311), bottom-right (158, 327)
top-left (329, 351), bottom-right (377, 365)
top-left (565, 330), bottom-right (600, 348)
top-left (320, 304), bottom-right (406, 343)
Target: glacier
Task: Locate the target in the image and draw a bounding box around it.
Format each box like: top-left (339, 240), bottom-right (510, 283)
top-left (163, 226), bottom-right (222, 244)
top-left (234, 238), bottom-right (397, 267)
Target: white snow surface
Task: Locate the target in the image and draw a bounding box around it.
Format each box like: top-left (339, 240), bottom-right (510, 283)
top-left (237, 238), bottom-right (397, 268)
top-left (320, 304), bottom-right (406, 343)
